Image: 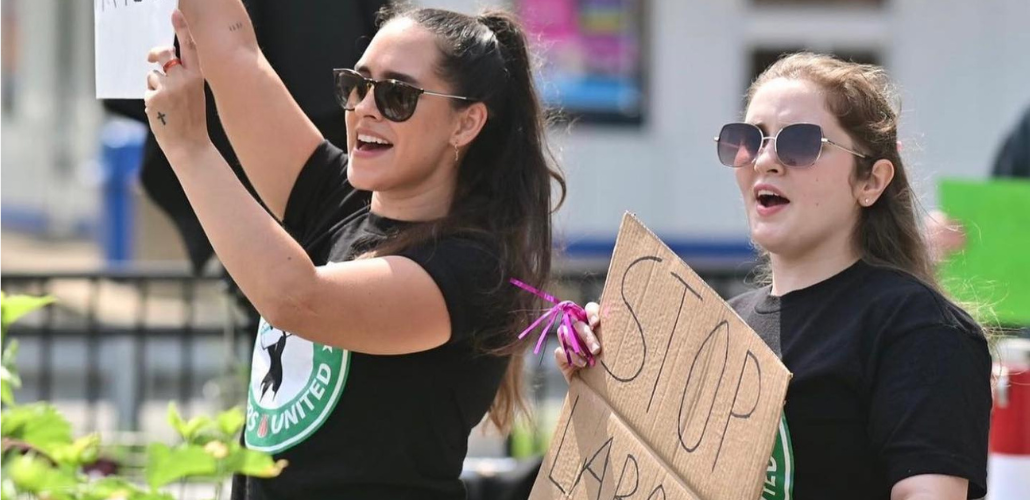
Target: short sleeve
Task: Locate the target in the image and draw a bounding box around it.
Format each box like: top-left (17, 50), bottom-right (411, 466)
top-left (397, 238), bottom-right (508, 344)
top-left (282, 140), bottom-right (371, 246)
top-left (867, 322), bottom-right (992, 498)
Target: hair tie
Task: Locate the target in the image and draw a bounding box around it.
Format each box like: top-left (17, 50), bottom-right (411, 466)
top-left (509, 278), bottom-right (594, 367)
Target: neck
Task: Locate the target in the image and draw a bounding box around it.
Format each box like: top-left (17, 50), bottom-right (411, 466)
top-left (370, 169), bottom-right (456, 222)
top-left (769, 234), bottom-right (860, 296)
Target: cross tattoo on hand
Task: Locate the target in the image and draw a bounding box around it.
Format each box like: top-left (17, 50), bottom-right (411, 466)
top-left (157, 112), bottom-right (167, 125)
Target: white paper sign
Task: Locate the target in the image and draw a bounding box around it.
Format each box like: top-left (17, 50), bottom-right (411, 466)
top-left (95, 0), bottom-right (179, 99)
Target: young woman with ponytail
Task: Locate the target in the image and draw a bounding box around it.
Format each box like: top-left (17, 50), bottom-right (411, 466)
top-left (142, 2), bottom-right (563, 498)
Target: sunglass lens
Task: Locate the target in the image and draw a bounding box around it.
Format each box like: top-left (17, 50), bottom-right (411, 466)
top-left (376, 81), bottom-right (421, 122)
top-left (717, 123), bottom-right (761, 167)
top-left (777, 124), bottom-right (823, 167)
top-left (334, 71), bottom-right (367, 111)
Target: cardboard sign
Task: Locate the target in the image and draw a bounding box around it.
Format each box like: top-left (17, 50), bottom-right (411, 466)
top-left (939, 178), bottom-right (1030, 326)
top-left (531, 214), bottom-right (791, 500)
top-left (95, 0), bottom-right (179, 99)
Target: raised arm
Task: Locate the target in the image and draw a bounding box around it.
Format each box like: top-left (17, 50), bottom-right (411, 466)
top-left (175, 2), bottom-right (323, 219)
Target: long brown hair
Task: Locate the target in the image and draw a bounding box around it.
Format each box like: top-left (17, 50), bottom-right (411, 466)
top-left (364, 6), bottom-right (565, 431)
top-left (747, 52), bottom-right (939, 290)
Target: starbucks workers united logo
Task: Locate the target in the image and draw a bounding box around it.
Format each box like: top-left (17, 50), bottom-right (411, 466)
top-left (762, 414), bottom-right (795, 500)
top-left (245, 318), bottom-right (350, 453)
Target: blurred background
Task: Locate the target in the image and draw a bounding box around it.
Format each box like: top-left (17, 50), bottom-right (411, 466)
top-left (2, 0), bottom-right (1029, 497)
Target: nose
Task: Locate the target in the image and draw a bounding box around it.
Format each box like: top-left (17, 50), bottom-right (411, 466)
top-left (753, 137), bottom-right (783, 175)
top-left (353, 83), bottom-right (382, 121)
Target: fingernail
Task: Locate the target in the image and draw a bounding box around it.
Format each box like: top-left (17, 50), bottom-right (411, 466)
top-left (590, 342), bottom-right (600, 355)
top-left (590, 314), bottom-right (599, 324)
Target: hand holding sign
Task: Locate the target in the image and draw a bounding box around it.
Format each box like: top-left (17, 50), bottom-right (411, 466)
top-left (531, 214), bottom-right (791, 500)
top-left (143, 10), bottom-right (209, 164)
top-left (555, 301), bottom-right (602, 380)
top-left (95, 0), bottom-right (179, 99)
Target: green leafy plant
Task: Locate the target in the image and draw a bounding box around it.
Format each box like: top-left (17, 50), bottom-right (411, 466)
top-left (1, 293), bottom-right (284, 499)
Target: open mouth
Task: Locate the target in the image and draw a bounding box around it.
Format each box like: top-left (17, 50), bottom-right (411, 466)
top-left (756, 189), bottom-right (790, 208)
top-left (355, 133), bottom-right (394, 152)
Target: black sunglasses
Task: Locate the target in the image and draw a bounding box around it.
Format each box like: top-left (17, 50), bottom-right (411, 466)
top-left (715, 122), bottom-right (868, 168)
top-left (333, 68), bottom-right (473, 122)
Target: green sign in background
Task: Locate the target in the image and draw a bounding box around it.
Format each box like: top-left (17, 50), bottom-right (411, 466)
top-left (939, 179), bottom-right (1030, 326)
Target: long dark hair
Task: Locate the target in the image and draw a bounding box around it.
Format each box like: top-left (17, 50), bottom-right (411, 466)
top-left (367, 6), bottom-right (566, 431)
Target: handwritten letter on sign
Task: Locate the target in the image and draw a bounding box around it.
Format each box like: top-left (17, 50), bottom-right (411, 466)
top-left (531, 214), bottom-right (791, 500)
top-left (95, 0), bottom-right (179, 99)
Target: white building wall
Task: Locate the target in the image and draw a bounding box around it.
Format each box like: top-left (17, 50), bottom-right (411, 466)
top-left (2, 0), bottom-right (1027, 257)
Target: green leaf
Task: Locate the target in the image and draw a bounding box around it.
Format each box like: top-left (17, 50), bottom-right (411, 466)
top-left (1, 294), bottom-right (55, 333)
top-left (166, 402), bottom-right (213, 443)
top-left (135, 493), bottom-right (177, 500)
top-left (1, 339), bottom-right (20, 406)
top-left (2, 477), bottom-right (17, 499)
top-left (145, 443), bottom-right (217, 489)
top-left (8, 453), bottom-right (78, 495)
top-left (216, 407), bottom-right (246, 437)
top-left (1, 375), bottom-right (14, 406)
top-left (2, 338), bottom-right (19, 371)
top-left (81, 476), bottom-right (146, 500)
top-left (167, 402), bottom-right (187, 438)
top-left (223, 445), bottom-right (287, 478)
top-left (0, 403), bottom-right (73, 455)
top-left (51, 434), bottom-right (101, 466)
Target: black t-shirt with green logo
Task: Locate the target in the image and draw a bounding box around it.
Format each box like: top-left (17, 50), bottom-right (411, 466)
top-left (231, 141), bottom-right (512, 500)
top-left (729, 260), bottom-right (991, 500)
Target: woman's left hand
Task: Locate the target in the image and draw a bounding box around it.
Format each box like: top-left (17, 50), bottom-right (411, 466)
top-left (144, 10), bottom-right (209, 164)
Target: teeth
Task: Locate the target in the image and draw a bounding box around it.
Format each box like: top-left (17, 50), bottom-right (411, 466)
top-left (358, 134), bottom-right (391, 145)
top-left (757, 190), bottom-right (778, 197)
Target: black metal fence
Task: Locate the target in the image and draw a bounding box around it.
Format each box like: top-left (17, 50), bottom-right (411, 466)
top-left (1, 268), bottom-right (251, 433)
top-left (1, 262), bottom-right (755, 437)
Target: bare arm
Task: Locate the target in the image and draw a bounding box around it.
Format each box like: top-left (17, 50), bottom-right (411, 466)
top-left (174, 146), bottom-right (451, 354)
top-left (175, 3), bottom-right (322, 219)
top-left (145, 18), bottom-right (450, 355)
top-left (891, 474), bottom-right (968, 500)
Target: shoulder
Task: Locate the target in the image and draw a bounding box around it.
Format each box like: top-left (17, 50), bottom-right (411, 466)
top-left (404, 233), bottom-right (503, 271)
top-left (397, 233), bottom-right (508, 300)
top-left (858, 264), bottom-right (984, 344)
top-left (728, 285), bottom-right (769, 315)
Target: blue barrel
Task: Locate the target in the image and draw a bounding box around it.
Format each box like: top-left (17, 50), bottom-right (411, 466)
top-left (99, 119), bottom-right (147, 264)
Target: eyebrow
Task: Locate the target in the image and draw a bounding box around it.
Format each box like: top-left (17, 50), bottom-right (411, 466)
top-left (354, 64), bottom-right (421, 86)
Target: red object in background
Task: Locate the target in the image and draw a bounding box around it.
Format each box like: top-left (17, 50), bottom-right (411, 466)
top-left (988, 338), bottom-right (1030, 499)
top-left (991, 363), bottom-right (1030, 455)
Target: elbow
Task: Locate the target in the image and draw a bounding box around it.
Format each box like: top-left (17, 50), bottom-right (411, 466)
top-left (254, 270), bottom-right (319, 336)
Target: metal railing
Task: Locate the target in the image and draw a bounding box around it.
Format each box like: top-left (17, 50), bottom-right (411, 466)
top-left (1, 267), bottom-right (251, 434)
top-left (1, 261), bottom-right (755, 438)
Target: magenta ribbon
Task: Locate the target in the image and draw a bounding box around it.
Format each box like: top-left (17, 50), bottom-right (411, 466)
top-left (510, 278), bottom-right (594, 367)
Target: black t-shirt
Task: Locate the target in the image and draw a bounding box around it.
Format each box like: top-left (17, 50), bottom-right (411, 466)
top-left (729, 260), bottom-right (991, 500)
top-left (231, 141), bottom-right (512, 500)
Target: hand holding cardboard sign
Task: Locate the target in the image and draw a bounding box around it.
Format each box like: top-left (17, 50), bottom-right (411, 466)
top-left (532, 214), bottom-right (790, 500)
top-left (555, 302), bottom-right (602, 381)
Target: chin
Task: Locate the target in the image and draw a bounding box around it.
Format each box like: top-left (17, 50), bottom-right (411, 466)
top-left (749, 227), bottom-right (788, 256)
top-left (346, 162), bottom-right (379, 191)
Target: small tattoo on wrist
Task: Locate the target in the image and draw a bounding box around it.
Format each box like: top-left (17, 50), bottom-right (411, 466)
top-left (229, 21), bottom-right (244, 32)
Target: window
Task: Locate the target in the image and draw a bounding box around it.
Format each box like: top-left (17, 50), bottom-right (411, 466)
top-left (753, 0), bottom-right (885, 6)
top-left (749, 47), bottom-right (880, 87)
top-left (517, 0), bottom-right (647, 125)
